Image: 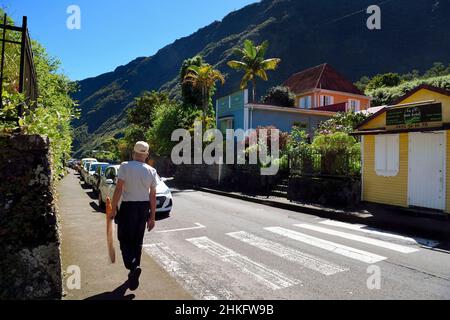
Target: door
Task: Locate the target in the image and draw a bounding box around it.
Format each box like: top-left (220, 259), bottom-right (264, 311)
top-left (408, 132), bottom-right (445, 210)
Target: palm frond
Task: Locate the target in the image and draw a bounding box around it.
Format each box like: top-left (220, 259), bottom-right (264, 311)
top-left (227, 60), bottom-right (248, 70)
top-left (256, 40), bottom-right (269, 59)
top-left (243, 39), bottom-right (257, 59)
top-left (261, 58), bottom-right (281, 70)
top-left (240, 72), bottom-right (253, 89)
top-left (255, 69), bottom-right (268, 81)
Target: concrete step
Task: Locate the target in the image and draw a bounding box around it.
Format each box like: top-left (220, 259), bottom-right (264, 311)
top-left (271, 190), bottom-right (288, 198)
top-left (273, 184), bottom-right (288, 192)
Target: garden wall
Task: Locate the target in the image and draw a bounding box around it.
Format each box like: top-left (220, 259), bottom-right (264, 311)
top-left (288, 175), bottom-right (361, 208)
top-left (0, 134), bottom-right (62, 299)
top-left (174, 164), bottom-right (281, 195)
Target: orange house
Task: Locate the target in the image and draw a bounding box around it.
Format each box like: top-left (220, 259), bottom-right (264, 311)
top-left (284, 63), bottom-right (371, 112)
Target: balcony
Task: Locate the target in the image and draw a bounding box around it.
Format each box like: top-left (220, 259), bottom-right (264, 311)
top-left (310, 102), bottom-right (347, 112)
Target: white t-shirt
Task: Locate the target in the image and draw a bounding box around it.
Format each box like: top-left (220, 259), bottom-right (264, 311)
top-left (117, 161), bottom-right (157, 202)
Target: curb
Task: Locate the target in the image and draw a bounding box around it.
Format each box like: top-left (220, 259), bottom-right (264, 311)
top-left (196, 187), bottom-right (450, 242)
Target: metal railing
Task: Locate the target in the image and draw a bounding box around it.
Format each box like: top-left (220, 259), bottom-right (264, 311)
top-left (289, 151), bottom-right (361, 177)
top-left (0, 14), bottom-right (38, 123)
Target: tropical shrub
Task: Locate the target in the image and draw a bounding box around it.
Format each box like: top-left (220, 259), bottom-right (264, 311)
top-left (261, 86), bottom-right (295, 107)
top-left (317, 112), bottom-right (368, 135)
top-left (311, 132), bottom-right (361, 176)
top-left (286, 126), bottom-right (313, 173)
top-left (244, 126), bottom-right (289, 156)
top-left (21, 42), bottom-right (78, 179)
top-left (126, 90), bottom-right (170, 129)
top-left (146, 103), bottom-right (213, 157)
top-left (365, 73), bottom-right (401, 91)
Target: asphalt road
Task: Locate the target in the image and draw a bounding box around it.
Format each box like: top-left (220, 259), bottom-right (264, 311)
top-left (74, 172), bottom-right (450, 300)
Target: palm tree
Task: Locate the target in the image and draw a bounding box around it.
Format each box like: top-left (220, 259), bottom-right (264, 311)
top-left (183, 63), bottom-right (225, 130)
top-left (227, 39), bottom-right (281, 102)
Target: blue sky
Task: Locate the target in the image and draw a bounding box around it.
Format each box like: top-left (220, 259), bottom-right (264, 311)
top-left (1, 0), bottom-right (258, 80)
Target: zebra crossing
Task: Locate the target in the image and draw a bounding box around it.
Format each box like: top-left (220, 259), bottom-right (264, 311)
top-left (143, 219), bottom-right (438, 299)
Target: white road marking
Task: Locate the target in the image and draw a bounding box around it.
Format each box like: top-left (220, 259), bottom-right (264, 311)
top-left (143, 242), bottom-right (234, 300)
top-left (319, 220), bottom-right (439, 248)
top-left (227, 231), bottom-right (348, 276)
top-left (156, 223), bottom-right (206, 233)
top-left (294, 223), bottom-right (418, 254)
top-left (265, 227), bottom-right (386, 264)
top-left (187, 236), bottom-right (301, 290)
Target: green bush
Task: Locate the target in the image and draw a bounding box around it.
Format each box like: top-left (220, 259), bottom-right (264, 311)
top-left (261, 86), bottom-right (295, 107)
top-left (311, 132), bottom-right (360, 176)
top-left (317, 112), bottom-right (368, 135)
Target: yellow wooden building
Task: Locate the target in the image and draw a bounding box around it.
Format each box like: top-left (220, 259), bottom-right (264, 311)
top-left (354, 84), bottom-right (450, 214)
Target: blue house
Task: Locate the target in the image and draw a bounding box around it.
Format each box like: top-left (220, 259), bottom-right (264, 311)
top-left (216, 89), bottom-right (335, 138)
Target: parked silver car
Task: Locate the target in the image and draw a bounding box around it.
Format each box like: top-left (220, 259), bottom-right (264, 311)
top-left (97, 165), bottom-right (173, 215)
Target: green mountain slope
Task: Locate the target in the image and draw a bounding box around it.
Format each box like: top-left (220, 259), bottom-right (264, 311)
top-left (72, 0), bottom-right (450, 156)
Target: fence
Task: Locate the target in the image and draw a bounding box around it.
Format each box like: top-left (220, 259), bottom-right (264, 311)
top-left (0, 14), bottom-right (38, 123)
top-left (289, 150), bottom-right (361, 177)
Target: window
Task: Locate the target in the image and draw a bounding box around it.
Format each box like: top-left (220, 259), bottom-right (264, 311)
top-left (375, 134), bottom-right (399, 177)
top-left (105, 168), bottom-right (116, 180)
top-left (219, 118), bottom-right (233, 135)
top-left (348, 99), bottom-right (361, 112)
top-left (320, 95), bottom-right (334, 107)
top-left (299, 96), bottom-right (312, 109)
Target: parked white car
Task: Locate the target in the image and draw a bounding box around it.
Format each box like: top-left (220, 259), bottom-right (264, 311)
top-left (80, 158), bottom-right (97, 181)
top-left (98, 165), bottom-right (173, 215)
top-left (85, 162), bottom-right (109, 187)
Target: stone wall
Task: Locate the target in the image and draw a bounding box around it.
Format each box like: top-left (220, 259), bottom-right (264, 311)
top-left (288, 175), bottom-right (361, 208)
top-left (0, 134), bottom-right (62, 300)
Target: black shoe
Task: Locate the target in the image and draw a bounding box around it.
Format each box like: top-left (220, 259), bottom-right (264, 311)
top-left (128, 267), bottom-right (141, 291)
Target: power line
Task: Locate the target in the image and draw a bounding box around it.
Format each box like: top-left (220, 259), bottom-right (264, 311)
top-left (313, 0), bottom-right (397, 29)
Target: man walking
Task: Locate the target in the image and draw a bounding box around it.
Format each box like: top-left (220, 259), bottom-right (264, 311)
top-left (111, 141), bottom-right (157, 290)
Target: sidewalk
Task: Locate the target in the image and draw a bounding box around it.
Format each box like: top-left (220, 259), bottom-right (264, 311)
top-left (57, 170), bottom-right (192, 300)
top-left (196, 187), bottom-right (450, 243)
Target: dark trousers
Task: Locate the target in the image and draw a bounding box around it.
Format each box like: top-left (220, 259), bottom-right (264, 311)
top-left (116, 201), bottom-right (150, 271)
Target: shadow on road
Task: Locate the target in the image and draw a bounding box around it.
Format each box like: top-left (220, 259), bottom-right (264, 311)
top-left (156, 213), bottom-right (170, 221)
top-left (86, 191), bottom-right (97, 200)
top-left (80, 183), bottom-right (91, 190)
top-left (89, 201), bottom-right (105, 213)
top-left (84, 281), bottom-right (135, 300)
top-left (170, 189), bottom-right (197, 196)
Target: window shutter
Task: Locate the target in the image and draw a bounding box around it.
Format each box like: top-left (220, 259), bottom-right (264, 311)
top-left (386, 135), bottom-right (399, 172)
top-left (375, 135), bottom-right (386, 172)
top-left (375, 134), bottom-right (399, 176)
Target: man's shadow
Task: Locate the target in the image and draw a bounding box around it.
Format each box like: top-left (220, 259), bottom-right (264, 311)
top-left (84, 281), bottom-right (135, 300)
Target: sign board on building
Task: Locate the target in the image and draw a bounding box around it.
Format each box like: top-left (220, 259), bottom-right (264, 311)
top-left (386, 103), bottom-right (442, 130)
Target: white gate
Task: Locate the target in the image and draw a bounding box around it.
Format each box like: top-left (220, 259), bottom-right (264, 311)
top-left (408, 132), bottom-right (446, 210)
